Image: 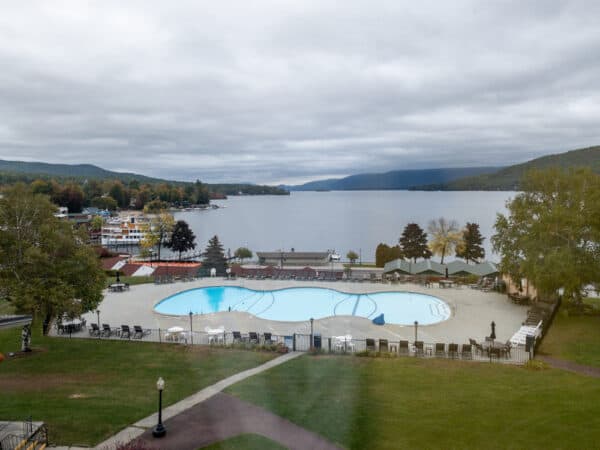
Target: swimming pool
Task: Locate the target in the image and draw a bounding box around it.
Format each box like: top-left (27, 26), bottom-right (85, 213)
top-left (154, 286), bottom-right (451, 325)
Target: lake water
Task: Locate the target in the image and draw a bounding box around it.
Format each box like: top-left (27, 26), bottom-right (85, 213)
top-left (173, 191), bottom-right (514, 263)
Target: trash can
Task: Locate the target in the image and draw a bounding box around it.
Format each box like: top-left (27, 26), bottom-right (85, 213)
top-left (525, 334), bottom-right (535, 353)
top-left (313, 333), bottom-right (322, 349)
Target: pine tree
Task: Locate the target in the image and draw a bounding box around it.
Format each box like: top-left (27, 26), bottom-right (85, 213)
top-left (166, 220), bottom-right (196, 260)
top-left (456, 222), bottom-right (485, 263)
top-left (202, 235), bottom-right (228, 275)
top-left (399, 223), bottom-right (432, 262)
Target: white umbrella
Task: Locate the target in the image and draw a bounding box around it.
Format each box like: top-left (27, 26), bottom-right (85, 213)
top-left (167, 326), bottom-right (184, 333)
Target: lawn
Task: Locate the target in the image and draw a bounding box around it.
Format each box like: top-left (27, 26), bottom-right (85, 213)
top-left (203, 433), bottom-right (285, 450)
top-left (226, 355), bottom-right (600, 449)
top-left (106, 275), bottom-right (154, 287)
top-left (538, 308), bottom-right (600, 367)
top-left (0, 299), bottom-right (15, 315)
top-left (0, 328), bottom-right (275, 447)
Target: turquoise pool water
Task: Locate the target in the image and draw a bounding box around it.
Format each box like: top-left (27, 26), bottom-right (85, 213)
top-left (154, 286), bottom-right (450, 325)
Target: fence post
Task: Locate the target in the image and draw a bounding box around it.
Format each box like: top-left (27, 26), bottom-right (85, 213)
top-left (158, 328), bottom-right (161, 343)
top-left (293, 333), bottom-right (296, 351)
top-left (328, 337), bottom-right (331, 353)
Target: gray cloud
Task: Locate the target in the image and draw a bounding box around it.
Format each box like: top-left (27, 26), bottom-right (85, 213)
top-left (1, 1), bottom-right (599, 184)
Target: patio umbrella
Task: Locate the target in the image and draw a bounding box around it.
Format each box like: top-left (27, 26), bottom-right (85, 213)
top-left (116, 271), bottom-right (121, 283)
top-left (490, 321), bottom-right (496, 340)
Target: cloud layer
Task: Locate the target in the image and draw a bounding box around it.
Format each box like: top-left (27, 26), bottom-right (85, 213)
top-left (1, 1), bottom-right (599, 184)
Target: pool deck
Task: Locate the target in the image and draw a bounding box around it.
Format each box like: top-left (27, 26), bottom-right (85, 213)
top-left (80, 278), bottom-right (527, 344)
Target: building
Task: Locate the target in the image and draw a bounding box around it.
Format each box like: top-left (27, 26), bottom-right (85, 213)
top-left (256, 251), bottom-right (332, 267)
top-left (383, 259), bottom-right (498, 277)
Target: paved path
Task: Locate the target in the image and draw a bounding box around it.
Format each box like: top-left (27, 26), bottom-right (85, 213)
top-left (537, 355), bottom-right (600, 378)
top-left (95, 352), bottom-right (303, 450)
top-left (134, 392), bottom-right (343, 450)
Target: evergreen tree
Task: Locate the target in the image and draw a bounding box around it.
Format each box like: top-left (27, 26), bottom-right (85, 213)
top-left (456, 222), bottom-right (485, 263)
top-left (203, 235), bottom-right (228, 275)
top-left (375, 243), bottom-right (403, 267)
top-left (399, 223), bottom-right (432, 262)
top-left (166, 220), bottom-right (196, 260)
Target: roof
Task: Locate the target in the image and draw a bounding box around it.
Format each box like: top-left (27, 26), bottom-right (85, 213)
top-left (383, 259), bottom-right (499, 276)
top-left (100, 256), bottom-right (129, 271)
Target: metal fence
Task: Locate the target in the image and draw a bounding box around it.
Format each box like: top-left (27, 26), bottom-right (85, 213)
top-left (57, 326), bottom-right (532, 364)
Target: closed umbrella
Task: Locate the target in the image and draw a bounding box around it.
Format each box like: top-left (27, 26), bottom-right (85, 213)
top-left (490, 321), bottom-right (496, 340)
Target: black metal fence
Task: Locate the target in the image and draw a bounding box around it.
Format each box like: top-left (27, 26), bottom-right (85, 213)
top-left (57, 326), bottom-right (531, 364)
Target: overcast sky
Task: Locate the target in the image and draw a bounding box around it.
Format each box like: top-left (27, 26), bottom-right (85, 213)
top-left (1, 1), bottom-right (599, 185)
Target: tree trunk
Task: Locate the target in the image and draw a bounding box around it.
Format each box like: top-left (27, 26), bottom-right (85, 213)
top-left (42, 311), bottom-right (53, 336)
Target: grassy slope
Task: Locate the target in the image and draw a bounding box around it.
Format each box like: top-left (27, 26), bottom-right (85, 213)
top-left (227, 355), bottom-right (600, 450)
top-left (538, 309), bottom-right (600, 367)
top-left (432, 145), bottom-right (600, 190)
top-left (0, 299), bottom-right (16, 315)
top-left (0, 328), bottom-right (274, 446)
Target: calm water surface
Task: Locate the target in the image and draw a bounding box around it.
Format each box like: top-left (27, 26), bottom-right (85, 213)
top-left (174, 191), bottom-right (514, 262)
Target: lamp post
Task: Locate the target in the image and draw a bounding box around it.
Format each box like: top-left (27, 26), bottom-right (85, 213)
top-left (489, 321), bottom-right (496, 362)
top-left (152, 377), bottom-right (166, 438)
top-left (96, 310), bottom-right (100, 329)
top-left (310, 317), bottom-right (314, 349)
top-left (414, 320), bottom-right (418, 343)
top-left (189, 311), bottom-right (193, 345)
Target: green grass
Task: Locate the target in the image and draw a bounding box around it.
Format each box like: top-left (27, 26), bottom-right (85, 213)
top-left (202, 433), bottom-right (286, 450)
top-left (0, 328), bottom-right (275, 446)
top-left (226, 355), bottom-right (600, 449)
top-left (538, 309), bottom-right (600, 367)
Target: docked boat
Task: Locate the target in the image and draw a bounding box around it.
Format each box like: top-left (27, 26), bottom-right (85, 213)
top-left (101, 216), bottom-right (150, 246)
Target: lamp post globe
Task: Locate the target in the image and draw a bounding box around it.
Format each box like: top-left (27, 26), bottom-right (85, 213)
top-left (152, 377), bottom-right (166, 438)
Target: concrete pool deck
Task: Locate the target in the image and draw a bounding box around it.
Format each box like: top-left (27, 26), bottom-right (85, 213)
top-left (81, 278), bottom-right (528, 344)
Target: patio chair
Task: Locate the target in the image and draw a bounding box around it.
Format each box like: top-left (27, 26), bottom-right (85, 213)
top-left (461, 344), bottom-right (472, 360)
top-left (263, 332), bottom-right (273, 345)
top-left (435, 343), bottom-right (446, 357)
top-left (448, 343), bottom-right (458, 359)
top-left (502, 340), bottom-right (512, 359)
top-left (366, 338), bottom-right (376, 351)
top-left (232, 331), bottom-right (242, 343)
top-left (101, 324), bottom-right (112, 338)
top-left (89, 323), bottom-right (100, 336)
top-left (399, 340), bottom-right (410, 355)
top-left (120, 325), bottom-right (131, 339)
top-left (414, 341), bottom-right (424, 357)
top-left (379, 339), bottom-right (389, 352)
top-left (248, 332), bottom-right (259, 344)
top-left (133, 325), bottom-right (150, 339)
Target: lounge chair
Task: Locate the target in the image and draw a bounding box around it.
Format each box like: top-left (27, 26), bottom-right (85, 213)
top-left (263, 332), bottom-right (273, 345)
top-left (120, 325), bottom-right (131, 339)
top-left (101, 324), bottom-right (113, 338)
top-left (435, 343), bottom-right (446, 357)
top-left (89, 323), bottom-right (100, 336)
top-left (461, 344), bottom-right (472, 359)
top-left (379, 339), bottom-right (389, 352)
top-left (399, 340), bottom-right (410, 355)
top-left (448, 343), bottom-right (458, 359)
top-left (414, 341), bottom-right (424, 357)
top-left (133, 325), bottom-right (150, 339)
top-left (248, 332), bottom-right (259, 344)
top-left (232, 331), bottom-right (242, 343)
top-left (366, 338), bottom-right (376, 351)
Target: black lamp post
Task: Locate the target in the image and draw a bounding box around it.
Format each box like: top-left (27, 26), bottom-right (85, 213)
top-left (489, 321), bottom-right (496, 362)
top-left (189, 311), bottom-right (193, 345)
top-left (414, 320), bottom-right (418, 342)
top-left (152, 377), bottom-right (166, 438)
top-left (310, 317), bottom-right (314, 349)
top-left (96, 310), bottom-right (100, 329)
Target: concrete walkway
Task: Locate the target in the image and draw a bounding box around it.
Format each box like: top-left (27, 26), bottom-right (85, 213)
top-left (135, 392), bottom-right (343, 450)
top-left (537, 355), bottom-right (600, 378)
top-left (93, 351), bottom-right (302, 450)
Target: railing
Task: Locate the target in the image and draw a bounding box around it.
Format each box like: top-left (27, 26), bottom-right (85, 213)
top-left (57, 325), bottom-right (531, 364)
top-left (0, 421), bottom-right (47, 450)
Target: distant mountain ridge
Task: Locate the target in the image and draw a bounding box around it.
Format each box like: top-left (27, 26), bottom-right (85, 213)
top-left (285, 167), bottom-right (500, 191)
top-left (416, 145), bottom-right (600, 190)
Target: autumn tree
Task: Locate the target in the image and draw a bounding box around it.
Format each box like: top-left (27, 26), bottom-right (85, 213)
top-left (165, 220), bottom-right (196, 260)
top-left (427, 217), bottom-right (462, 264)
top-left (492, 168), bottom-right (600, 304)
top-left (0, 184), bottom-right (105, 334)
top-left (400, 223), bottom-right (432, 262)
top-left (456, 222), bottom-right (485, 263)
top-left (140, 212), bottom-right (175, 260)
top-left (375, 243), bottom-right (403, 267)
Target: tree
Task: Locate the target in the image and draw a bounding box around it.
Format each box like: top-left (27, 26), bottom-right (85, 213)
top-left (143, 199), bottom-right (169, 214)
top-left (203, 235), bottom-right (228, 275)
top-left (140, 212), bottom-right (175, 260)
top-left (375, 243), bottom-right (403, 267)
top-left (165, 220), bottom-right (196, 260)
top-left (456, 222), bottom-right (485, 263)
top-left (234, 247), bottom-right (253, 263)
top-left (400, 223), bottom-right (432, 262)
top-left (346, 250), bottom-right (359, 264)
top-left (427, 217), bottom-right (461, 264)
top-left (492, 168), bottom-right (600, 304)
top-left (57, 183), bottom-right (85, 213)
top-left (91, 196), bottom-right (118, 211)
top-left (90, 215), bottom-right (104, 232)
top-left (0, 184), bottom-right (105, 334)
